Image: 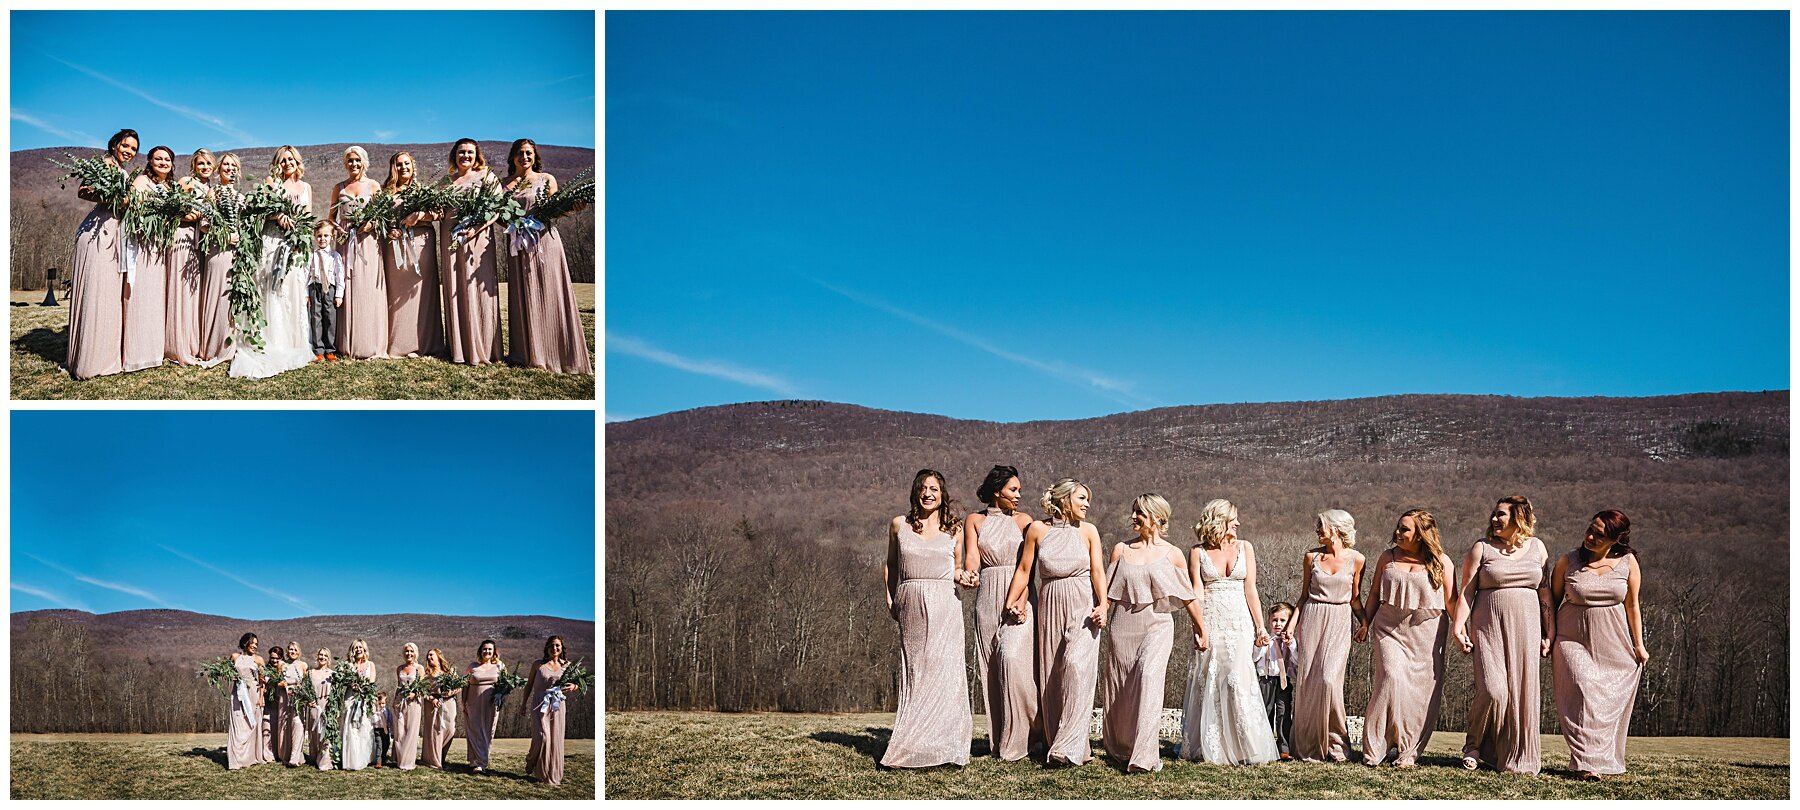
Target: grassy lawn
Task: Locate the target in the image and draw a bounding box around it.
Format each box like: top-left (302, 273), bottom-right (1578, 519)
top-left (604, 711), bottom-right (1789, 800)
top-left (8, 284), bottom-right (595, 400)
top-left (11, 734), bottom-right (594, 799)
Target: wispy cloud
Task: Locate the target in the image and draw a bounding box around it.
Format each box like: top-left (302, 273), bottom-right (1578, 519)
top-left (12, 583), bottom-right (91, 612)
top-left (158, 545), bottom-right (318, 614)
top-left (527, 73), bottom-right (591, 89)
top-left (815, 280), bottom-right (1156, 409)
top-left (608, 333), bottom-right (800, 397)
top-left (22, 552), bottom-right (178, 609)
top-left (43, 53), bottom-right (259, 146)
top-left (11, 110), bottom-right (100, 148)
top-left (374, 130), bottom-right (397, 141)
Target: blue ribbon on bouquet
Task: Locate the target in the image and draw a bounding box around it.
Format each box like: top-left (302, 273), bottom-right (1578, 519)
top-left (506, 216), bottom-right (547, 257)
top-left (536, 683), bottom-right (567, 716)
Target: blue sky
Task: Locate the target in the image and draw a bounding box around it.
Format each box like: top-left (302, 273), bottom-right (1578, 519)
top-left (11, 411), bottom-right (596, 621)
top-left (11, 11), bottom-right (595, 152)
top-left (606, 11), bottom-right (1789, 423)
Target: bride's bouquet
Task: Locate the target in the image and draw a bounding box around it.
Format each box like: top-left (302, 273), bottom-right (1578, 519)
top-left (492, 668), bottom-right (529, 710)
top-left (198, 656), bottom-right (240, 696)
top-left (241, 181), bottom-right (316, 277)
top-left (52, 152), bottom-right (136, 213)
top-left (447, 178), bottom-right (524, 251)
top-left (124, 182), bottom-right (206, 251)
top-left (330, 661), bottom-right (379, 708)
top-left (192, 186), bottom-right (269, 350)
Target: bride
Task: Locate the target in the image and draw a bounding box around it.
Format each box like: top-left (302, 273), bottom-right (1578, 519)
top-left (1180, 498), bottom-right (1280, 765)
top-left (339, 639), bottom-right (377, 770)
top-left (229, 145), bottom-right (314, 379)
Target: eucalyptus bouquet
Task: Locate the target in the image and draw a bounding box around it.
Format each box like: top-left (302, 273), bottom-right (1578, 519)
top-left (52, 152), bottom-right (135, 213)
top-left (292, 673), bottom-right (320, 711)
top-left (522, 168), bottom-right (595, 223)
top-left (556, 658), bottom-right (595, 693)
top-left (447, 179), bottom-right (524, 251)
top-left (241, 182), bottom-right (316, 276)
top-left (124, 182), bottom-right (206, 251)
top-left (492, 668), bottom-right (529, 710)
top-left (261, 661), bottom-right (285, 692)
top-left (338, 189), bottom-right (398, 242)
top-left (396, 675), bottom-right (434, 703)
top-left (198, 656), bottom-right (241, 696)
top-left (393, 178), bottom-right (460, 226)
top-left (433, 672), bottom-right (471, 697)
top-left (330, 661), bottom-right (380, 708)
top-left (193, 185), bottom-right (268, 349)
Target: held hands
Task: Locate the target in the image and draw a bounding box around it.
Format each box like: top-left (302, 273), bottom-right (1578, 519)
top-left (953, 569), bottom-right (980, 588)
top-left (1087, 604), bottom-right (1107, 629)
top-left (1005, 601), bottom-right (1028, 624)
top-left (1453, 625), bottom-right (1474, 654)
top-left (1254, 629), bottom-right (1271, 648)
top-left (1540, 635), bottom-right (1554, 658)
top-left (1353, 625), bottom-right (1369, 644)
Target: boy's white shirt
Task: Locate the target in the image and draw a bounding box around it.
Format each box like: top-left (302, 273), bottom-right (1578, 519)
top-left (306, 245), bottom-right (346, 297)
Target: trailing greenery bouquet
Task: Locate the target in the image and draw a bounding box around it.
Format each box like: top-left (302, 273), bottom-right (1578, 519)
top-left (52, 152), bottom-right (136, 213)
top-left (331, 661), bottom-right (380, 707)
top-left (191, 185), bottom-right (269, 349)
top-left (240, 181), bottom-right (316, 277)
top-left (493, 668), bottom-right (529, 710)
top-left (448, 179), bottom-right (524, 251)
top-left (124, 182), bottom-right (205, 251)
top-left (198, 656), bottom-right (241, 696)
top-left (556, 658), bottom-right (595, 693)
top-left (393, 178), bottom-right (460, 226)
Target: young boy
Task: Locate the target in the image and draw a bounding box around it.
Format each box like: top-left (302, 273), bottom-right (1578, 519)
top-left (304, 219), bottom-right (344, 362)
top-left (371, 691), bottom-right (392, 768)
top-left (1254, 602), bottom-right (1299, 759)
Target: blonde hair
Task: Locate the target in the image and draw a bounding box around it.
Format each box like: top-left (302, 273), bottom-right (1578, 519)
top-left (189, 148), bottom-right (213, 171)
top-left (1130, 493), bottom-right (1171, 537)
top-left (267, 145), bottom-right (306, 182)
top-left (402, 642), bottom-right (418, 656)
top-left (343, 145), bottom-right (368, 166)
top-left (382, 151), bottom-right (417, 193)
top-left (1489, 495), bottom-right (1538, 542)
top-left (1393, 508), bottom-right (1448, 590)
top-left (424, 648), bottom-right (454, 678)
top-left (1193, 498), bottom-right (1238, 550)
top-left (349, 638), bottom-right (371, 665)
top-left (216, 153), bottom-right (241, 184)
top-left (1317, 508), bottom-right (1358, 548)
top-left (1040, 478), bottom-right (1088, 523)
top-left (316, 647), bottom-right (332, 663)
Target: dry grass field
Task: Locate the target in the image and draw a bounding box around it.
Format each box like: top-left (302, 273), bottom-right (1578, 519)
top-left (8, 283), bottom-right (594, 400)
top-left (11, 734), bottom-right (594, 799)
top-left (603, 711), bottom-right (1789, 800)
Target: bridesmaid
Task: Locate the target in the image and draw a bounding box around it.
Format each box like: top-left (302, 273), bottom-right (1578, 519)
top-left (225, 633), bottom-right (266, 770)
top-left (260, 644), bottom-right (283, 763)
top-left (422, 648), bottom-right (459, 769)
top-left (464, 639), bottom-right (504, 774)
top-left (123, 145), bottom-right (176, 373)
top-left (959, 465), bottom-right (1041, 761)
top-left (197, 153), bottom-right (241, 367)
top-left (165, 149), bottom-right (213, 365)
top-left (68, 128), bottom-right (137, 380)
top-left (524, 635), bottom-right (578, 785)
top-left (393, 643), bottom-right (425, 770)
top-left (1289, 509), bottom-right (1365, 763)
top-left (381, 151), bottom-right (446, 358)
top-left (331, 145), bottom-right (387, 359)
top-left (500, 138), bottom-right (592, 374)
top-left (1101, 493), bottom-right (1205, 773)
top-left (307, 648), bottom-right (335, 770)
top-left (279, 641), bottom-right (308, 766)
top-left (340, 640), bottom-right (377, 771)
top-left (880, 469), bottom-right (972, 769)
top-left (1550, 510), bottom-right (1648, 781)
top-left (441, 138), bottom-right (502, 364)
top-left (1362, 508), bottom-right (1455, 767)
top-left (1452, 494), bottom-right (1552, 774)
top-left (1004, 478), bottom-right (1109, 766)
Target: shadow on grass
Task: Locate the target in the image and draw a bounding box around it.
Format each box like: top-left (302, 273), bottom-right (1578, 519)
top-left (16, 326), bottom-right (68, 367)
top-left (808, 727), bottom-right (892, 763)
top-left (176, 746), bottom-right (229, 768)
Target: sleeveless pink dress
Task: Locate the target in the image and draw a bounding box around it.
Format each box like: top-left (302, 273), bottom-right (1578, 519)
top-left (336, 191), bottom-right (389, 359)
top-left (973, 508), bottom-right (1040, 760)
top-left (197, 186), bottom-right (238, 367)
top-left (226, 653), bottom-right (263, 769)
top-left (1463, 537), bottom-right (1549, 773)
top-left (383, 199), bottom-right (446, 357)
top-left (164, 211), bottom-right (205, 364)
top-left (502, 174), bottom-right (592, 374)
top-left (441, 170), bottom-right (502, 364)
top-left (464, 661), bottom-right (502, 769)
top-left (279, 661), bottom-right (307, 765)
top-left (67, 189), bottom-right (126, 379)
top-left (1036, 521), bottom-right (1101, 765)
top-left (307, 667), bottom-right (334, 770)
top-left (880, 522), bottom-right (971, 768)
top-left (525, 660), bottom-right (567, 785)
top-left (1102, 549), bottom-right (1195, 772)
top-left (1293, 552), bottom-right (1357, 762)
top-left (122, 184), bottom-right (168, 373)
top-left (1553, 551), bottom-right (1642, 774)
top-left (393, 666), bottom-right (425, 770)
top-left (1363, 556), bottom-right (1449, 766)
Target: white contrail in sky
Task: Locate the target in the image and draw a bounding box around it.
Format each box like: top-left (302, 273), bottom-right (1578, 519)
top-left (815, 280), bottom-right (1157, 409)
top-left (12, 583), bottom-right (90, 612)
top-left (21, 552), bottom-right (178, 609)
top-left (12, 110), bottom-right (100, 148)
top-left (608, 333), bottom-right (801, 397)
top-left (44, 53), bottom-right (259, 146)
top-left (158, 545), bottom-right (319, 614)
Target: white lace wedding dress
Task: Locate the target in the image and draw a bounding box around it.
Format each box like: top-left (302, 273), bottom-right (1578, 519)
top-left (1180, 541), bottom-right (1280, 764)
top-left (228, 185), bottom-right (314, 379)
top-left (339, 660), bottom-right (376, 770)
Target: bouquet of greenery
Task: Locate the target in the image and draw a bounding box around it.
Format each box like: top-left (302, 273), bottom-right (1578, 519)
top-left (393, 178), bottom-right (460, 225)
top-left (396, 675), bottom-right (435, 703)
top-left (191, 185), bottom-right (269, 349)
top-left (291, 672), bottom-right (320, 711)
top-left (338, 188), bottom-right (398, 242)
top-left (198, 656), bottom-right (241, 696)
top-left (493, 668), bottom-right (529, 710)
top-left (52, 152), bottom-right (136, 213)
top-left (124, 182), bottom-right (206, 251)
top-left (330, 661), bottom-right (380, 708)
top-left (556, 658), bottom-right (595, 693)
top-left (240, 181), bottom-right (316, 276)
top-left (447, 178), bottom-right (524, 251)
top-left (262, 661), bottom-right (285, 692)
top-left (433, 672), bottom-right (471, 697)
top-left (521, 168), bottom-right (594, 223)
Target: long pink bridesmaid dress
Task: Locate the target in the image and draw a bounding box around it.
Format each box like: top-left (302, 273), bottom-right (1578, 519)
top-left (308, 666), bottom-right (335, 770)
top-left (525, 660), bottom-right (567, 785)
top-left (196, 186), bottom-right (238, 367)
top-left (383, 215), bottom-right (446, 357)
top-left (67, 183), bottom-right (127, 379)
top-left (423, 673), bottom-right (459, 769)
top-left (1292, 551), bottom-right (1357, 762)
top-left (121, 210), bottom-right (167, 373)
top-left (973, 508), bottom-right (1041, 760)
top-left (393, 665), bottom-right (425, 770)
top-left (1035, 521), bottom-right (1102, 766)
top-left (441, 170), bottom-right (502, 364)
top-left (1362, 557), bottom-right (1450, 766)
top-left (1553, 551), bottom-right (1643, 775)
top-left (336, 193), bottom-right (388, 359)
top-left (1101, 551), bottom-right (1196, 772)
top-left (879, 523), bottom-right (972, 768)
top-left (259, 662), bottom-right (278, 763)
top-left (226, 652), bottom-right (263, 769)
top-left (164, 217), bottom-right (204, 364)
top-left (464, 661), bottom-right (502, 770)
top-left (280, 660), bottom-right (307, 765)
top-left (501, 174), bottom-right (591, 374)
top-left (1463, 537), bottom-right (1549, 774)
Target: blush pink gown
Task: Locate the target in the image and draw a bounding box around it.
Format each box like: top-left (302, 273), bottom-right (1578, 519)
top-left (464, 662), bottom-right (502, 769)
top-left (1293, 552), bottom-right (1357, 762)
top-left (973, 508), bottom-right (1041, 760)
top-left (501, 174), bottom-right (591, 374)
top-left (307, 667), bottom-right (335, 770)
top-left (1463, 538), bottom-right (1549, 774)
top-left (880, 523), bottom-right (972, 768)
top-left (67, 194), bottom-right (126, 379)
top-left (1553, 551), bottom-right (1643, 775)
top-left (441, 170), bottom-right (502, 364)
top-left (1102, 552), bottom-right (1195, 772)
top-left (383, 215), bottom-right (446, 357)
top-left (226, 653), bottom-right (263, 769)
top-left (336, 194), bottom-right (389, 359)
top-left (525, 661), bottom-right (568, 785)
top-left (1036, 522), bottom-right (1102, 766)
top-left (393, 666), bottom-right (425, 770)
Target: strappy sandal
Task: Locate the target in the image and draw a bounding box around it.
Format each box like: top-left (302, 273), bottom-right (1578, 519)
top-left (1462, 755), bottom-right (1479, 771)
